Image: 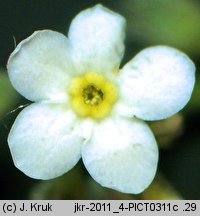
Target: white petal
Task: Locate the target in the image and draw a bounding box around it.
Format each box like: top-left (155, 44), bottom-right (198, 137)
top-left (82, 116), bottom-right (158, 194)
top-left (7, 30), bottom-right (75, 102)
top-left (8, 103), bottom-right (85, 180)
top-left (119, 46), bottom-right (195, 120)
top-left (68, 4), bottom-right (126, 75)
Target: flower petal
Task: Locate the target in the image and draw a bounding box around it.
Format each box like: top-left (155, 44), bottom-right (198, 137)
top-left (7, 30), bottom-right (75, 102)
top-left (8, 103), bottom-right (85, 180)
top-left (68, 4), bottom-right (126, 75)
top-left (82, 116), bottom-right (158, 194)
top-left (119, 46), bottom-right (195, 120)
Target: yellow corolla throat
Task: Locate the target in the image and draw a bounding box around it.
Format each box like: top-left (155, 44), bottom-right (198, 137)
top-left (69, 72), bottom-right (118, 119)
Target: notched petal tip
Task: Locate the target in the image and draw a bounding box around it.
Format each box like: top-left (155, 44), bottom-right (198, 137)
top-left (82, 117), bottom-right (158, 194)
top-left (7, 30), bottom-right (55, 68)
top-left (7, 30), bottom-right (74, 102)
top-left (92, 3), bottom-right (126, 22)
top-left (8, 103), bottom-right (84, 180)
top-left (68, 4), bottom-right (126, 74)
top-left (119, 45), bottom-right (195, 121)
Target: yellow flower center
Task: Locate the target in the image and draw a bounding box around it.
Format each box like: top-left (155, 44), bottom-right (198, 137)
top-left (69, 72), bottom-right (118, 119)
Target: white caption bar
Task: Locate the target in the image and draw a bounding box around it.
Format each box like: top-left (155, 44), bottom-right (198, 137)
top-left (0, 200), bottom-right (199, 215)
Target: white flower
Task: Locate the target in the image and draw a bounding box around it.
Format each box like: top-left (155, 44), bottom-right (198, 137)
top-left (7, 4), bottom-right (195, 194)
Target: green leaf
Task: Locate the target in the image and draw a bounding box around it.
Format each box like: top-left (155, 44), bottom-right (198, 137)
top-left (0, 70), bottom-right (20, 118)
top-left (120, 0), bottom-right (200, 55)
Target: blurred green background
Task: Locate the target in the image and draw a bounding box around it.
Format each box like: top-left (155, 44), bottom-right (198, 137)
top-left (0, 0), bottom-right (200, 199)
